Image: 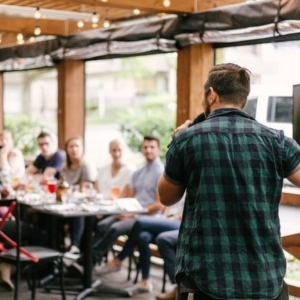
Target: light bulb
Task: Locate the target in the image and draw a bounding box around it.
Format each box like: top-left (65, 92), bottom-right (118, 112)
top-left (163, 0), bottom-right (171, 7)
top-left (91, 12), bottom-right (99, 24)
top-left (35, 7), bottom-right (41, 19)
top-left (34, 26), bottom-right (41, 36)
top-left (92, 23), bottom-right (98, 28)
top-left (133, 9), bottom-right (140, 15)
top-left (101, 0), bottom-right (108, 2)
top-left (77, 20), bottom-right (84, 28)
top-left (29, 36), bottom-right (36, 42)
top-left (103, 19), bottom-right (110, 28)
top-left (0, 34), bottom-right (2, 43)
top-left (17, 33), bottom-right (23, 42)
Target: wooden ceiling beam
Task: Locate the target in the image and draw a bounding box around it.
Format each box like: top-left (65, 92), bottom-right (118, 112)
top-left (0, 16), bottom-right (95, 36)
top-left (66, 0), bottom-right (195, 14)
top-left (66, 0), bottom-right (245, 13)
top-left (0, 0), bottom-right (246, 19)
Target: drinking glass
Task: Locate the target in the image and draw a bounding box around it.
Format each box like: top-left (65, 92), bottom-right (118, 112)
top-left (82, 182), bottom-right (96, 202)
top-left (46, 177), bottom-right (57, 194)
top-left (81, 182), bottom-right (94, 195)
top-left (110, 186), bottom-right (121, 199)
top-left (10, 171), bottom-right (19, 186)
top-left (26, 175), bottom-right (38, 193)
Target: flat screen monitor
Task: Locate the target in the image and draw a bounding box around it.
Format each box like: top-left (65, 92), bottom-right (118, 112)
top-left (293, 84), bottom-right (300, 145)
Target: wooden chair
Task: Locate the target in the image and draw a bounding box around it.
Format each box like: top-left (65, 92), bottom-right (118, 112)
top-left (0, 199), bottom-right (66, 300)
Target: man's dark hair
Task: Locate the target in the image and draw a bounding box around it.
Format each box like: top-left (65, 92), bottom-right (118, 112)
top-left (37, 131), bottom-right (53, 140)
top-left (204, 63), bottom-right (251, 108)
top-left (143, 135), bottom-right (160, 147)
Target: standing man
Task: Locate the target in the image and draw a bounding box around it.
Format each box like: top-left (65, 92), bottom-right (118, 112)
top-left (26, 131), bottom-right (65, 179)
top-left (158, 63), bottom-right (300, 300)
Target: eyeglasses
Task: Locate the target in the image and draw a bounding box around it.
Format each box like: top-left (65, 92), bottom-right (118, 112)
top-left (38, 142), bottom-right (49, 147)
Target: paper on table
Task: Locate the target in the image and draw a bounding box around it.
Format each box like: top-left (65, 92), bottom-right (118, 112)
top-left (44, 203), bottom-right (77, 211)
top-left (80, 202), bottom-right (118, 212)
top-left (115, 198), bottom-right (144, 212)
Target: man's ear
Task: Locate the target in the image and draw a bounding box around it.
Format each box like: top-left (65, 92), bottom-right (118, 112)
top-left (209, 87), bottom-right (217, 104)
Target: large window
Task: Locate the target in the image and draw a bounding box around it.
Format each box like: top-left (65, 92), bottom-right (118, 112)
top-left (3, 69), bottom-right (57, 157)
top-left (84, 53), bottom-right (177, 166)
top-left (244, 97), bottom-right (258, 118)
top-left (267, 96), bottom-right (292, 123)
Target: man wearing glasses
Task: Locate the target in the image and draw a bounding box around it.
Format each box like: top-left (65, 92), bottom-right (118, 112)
top-left (26, 131), bottom-right (65, 179)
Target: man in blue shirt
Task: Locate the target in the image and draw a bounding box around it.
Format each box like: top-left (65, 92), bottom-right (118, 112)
top-left (26, 131), bottom-right (65, 179)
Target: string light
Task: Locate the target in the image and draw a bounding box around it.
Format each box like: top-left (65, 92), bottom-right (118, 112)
top-left (157, 12), bottom-right (166, 18)
top-left (133, 9), bottom-right (140, 15)
top-left (17, 33), bottom-right (23, 42)
top-left (163, 0), bottom-right (171, 7)
top-left (91, 12), bottom-right (99, 24)
top-left (34, 25), bottom-right (41, 36)
top-left (77, 20), bottom-right (84, 28)
top-left (16, 33), bottom-right (24, 44)
top-left (103, 19), bottom-right (110, 28)
top-left (35, 6), bottom-right (41, 19)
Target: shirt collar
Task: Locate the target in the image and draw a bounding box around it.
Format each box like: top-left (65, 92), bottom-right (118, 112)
top-left (206, 108), bottom-right (256, 121)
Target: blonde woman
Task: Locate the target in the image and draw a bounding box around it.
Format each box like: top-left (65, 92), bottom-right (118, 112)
top-left (0, 130), bottom-right (25, 179)
top-left (96, 139), bottom-right (135, 199)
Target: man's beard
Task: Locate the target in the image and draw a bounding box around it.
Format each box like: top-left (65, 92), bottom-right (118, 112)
top-left (204, 97), bottom-right (211, 117)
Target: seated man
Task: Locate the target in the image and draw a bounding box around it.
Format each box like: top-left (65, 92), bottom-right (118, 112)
top-left (97, 199), bottom-right (183, 294)
top-left (26, 131), bottom-right (65, 180)
top-left (155, 230), bottom-right (179, 300)
top-left (92, 135), bottom-right (164, 266)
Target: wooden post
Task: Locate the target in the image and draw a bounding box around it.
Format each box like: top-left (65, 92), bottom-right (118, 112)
top-left (0, 72), bottom-right (3, 131)
top-left (57, 60), bottom-right (85, 149)
top-left (176, 43), bottom-right (214, 126)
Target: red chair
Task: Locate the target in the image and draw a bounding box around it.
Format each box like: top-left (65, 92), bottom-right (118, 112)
top-left (0, 199), bottom-right (66, 300)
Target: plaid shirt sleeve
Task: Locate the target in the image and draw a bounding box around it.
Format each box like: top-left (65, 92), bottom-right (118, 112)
top-left (282, 136), bottom-right (300, 176)
top-left (164, 138), bottom-right (185, 185)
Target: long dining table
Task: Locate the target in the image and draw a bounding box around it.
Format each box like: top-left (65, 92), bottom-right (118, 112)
top-left (21, 197), bottom-right (146, 300)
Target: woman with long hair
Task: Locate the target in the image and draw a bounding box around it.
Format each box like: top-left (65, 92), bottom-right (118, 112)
top-left (61, 135), bottom-right (97, 254)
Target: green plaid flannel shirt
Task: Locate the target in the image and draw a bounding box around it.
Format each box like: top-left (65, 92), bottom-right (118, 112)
top-left (165, 108), bottom-right (300, 299)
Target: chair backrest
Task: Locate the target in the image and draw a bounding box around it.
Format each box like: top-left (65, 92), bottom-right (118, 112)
top-left (0, 199), bottom-right (38, 262)
top-left (0, 199), bottom-right (21, 299)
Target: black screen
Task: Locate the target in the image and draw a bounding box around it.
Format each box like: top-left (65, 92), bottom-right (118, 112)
top-left (293, 84), bottom-right (300, 145)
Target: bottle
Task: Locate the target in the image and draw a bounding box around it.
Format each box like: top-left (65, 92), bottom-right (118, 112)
top-left (56, 176), bottom-right (70, 203)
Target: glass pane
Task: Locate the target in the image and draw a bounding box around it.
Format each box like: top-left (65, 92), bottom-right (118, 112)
top-left (3, 68), bottom-right (58, 157)
top-left (267, 96), bottom-right (292, 123)
top-left (85, 53), bottom-right (177, 166)
top-left (244, 97), bottom-right (258, 118)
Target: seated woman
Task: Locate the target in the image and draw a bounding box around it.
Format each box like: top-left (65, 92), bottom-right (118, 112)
top-left (0, 130), bottom-right (25, 179)
top-left (93, 139), bottom-right (135, 243)
top-left (96, 138), bottom-right (135, 199)
top-left (0, 130), bottom-right (25, 217)
top-left (61, 135), bottom-right (97, 254)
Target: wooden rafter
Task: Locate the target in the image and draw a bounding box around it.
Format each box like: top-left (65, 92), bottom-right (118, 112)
top-left (0, 0), bottom-right (245, 46)
top-left (0, 0), bottom-right (245, 14)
